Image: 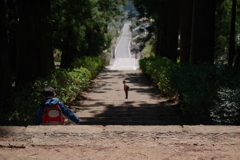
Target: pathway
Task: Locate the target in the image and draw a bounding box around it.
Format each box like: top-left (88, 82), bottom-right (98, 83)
top-left (66, 22), bottom-right (182, 125)
top-left (109, 21), bottom-right (139, 70)
top-left (69, 70), bottom-right (182, 125)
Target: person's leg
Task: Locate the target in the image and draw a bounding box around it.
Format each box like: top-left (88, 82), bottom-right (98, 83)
top-left (125, 91), bottom-right (128, 99)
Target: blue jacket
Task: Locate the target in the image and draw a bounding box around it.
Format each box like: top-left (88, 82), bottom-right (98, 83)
top-left (35, 97), bottom-right (80, 125)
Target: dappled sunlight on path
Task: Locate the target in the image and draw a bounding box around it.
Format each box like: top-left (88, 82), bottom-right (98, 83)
top-left (68, 70), bottom-right (182, 125)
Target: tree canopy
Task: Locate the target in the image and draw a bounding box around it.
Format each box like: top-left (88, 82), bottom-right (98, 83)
top-left (1, 0), bottom-right (126, 110)
top-left (1, 0), bottom-right (240, 124)
top-left (132, 0), bottom-right (240, 66)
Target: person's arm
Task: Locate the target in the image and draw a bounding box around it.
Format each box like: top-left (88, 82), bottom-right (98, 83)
top-left (35, 106), bottom-right (44, 125)
top-left (59, 102), bottom-right (80, 124)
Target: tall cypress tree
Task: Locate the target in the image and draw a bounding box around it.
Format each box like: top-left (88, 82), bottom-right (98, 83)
top-left (16, 0), bottom-right (54, 87)
top-left (190, 0), bottom-right (215, 64)
top-left (179, 0), bottom-right (193, 62)
top-left (228, 0), bottom-right (236, 66)
top-left (164, 0), bottom-right (179, 61)
top-left (0, 0), bottom-right (13, 111)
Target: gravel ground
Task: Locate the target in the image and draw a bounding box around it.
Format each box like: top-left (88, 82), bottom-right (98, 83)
top-left (1, 125), bottom-right (240, 160)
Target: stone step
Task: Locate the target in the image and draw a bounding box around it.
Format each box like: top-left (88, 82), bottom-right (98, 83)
top-left (79, 116), bottom-right (178, 121)
top-left (77, 109), bottom-right (172, 113)
top-left (69, 70), bottom-right (182, 126)
top-left (77, 121), bottom-right (181, 125)
top-left (76, 113), bottom-right (174, 118)
top-left (65, 116), bottom-right (181, 125)
top-left (1, 125), bottom-right (240, 149)
top-left (76, 107), bottom-right (172, 113)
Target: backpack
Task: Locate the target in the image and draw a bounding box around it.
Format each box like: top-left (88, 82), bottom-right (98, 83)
top-left (42, 103), bottom-right (65, 125)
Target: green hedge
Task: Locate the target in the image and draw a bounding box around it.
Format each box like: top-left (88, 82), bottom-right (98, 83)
top-left (71, 56), bottom-right (104, 79)
top-left (1, 57), bottom-right (103, 126)
top-left (139, 56), bottom-right (240, 125)
top-left (33, 67), bottom-right (91, 103)
top-left (139, 56), bottom-right (176, 96)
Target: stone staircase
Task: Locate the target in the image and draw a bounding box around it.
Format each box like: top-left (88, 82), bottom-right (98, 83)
top-left (66, 69), bottom-right (183, 126)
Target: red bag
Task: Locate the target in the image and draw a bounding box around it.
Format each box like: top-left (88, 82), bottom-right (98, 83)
top-left (42, 104), bottom-right (65, 125)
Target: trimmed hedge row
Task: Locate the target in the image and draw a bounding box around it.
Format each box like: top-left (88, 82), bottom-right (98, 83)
top-left (139, 56), bottom-right (240, 125)
top-left (1, 56), bottom-right (103, 126)
top-left (71, 56), bottom-right (104, 79)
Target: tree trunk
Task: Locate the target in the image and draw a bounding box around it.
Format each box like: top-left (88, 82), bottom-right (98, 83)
top-left (154, 27), bottom-right (163, 57)
top-left (179, 0), bottom-right (193, 63)
top-left (234, 46), bottom-right (240, 68)
top-left (190, 0), bottom-right (215, 64)
top-left (34, 0), bottom-right (54, 77)
top-left (16, 0), bottom-right (54, 87)
top-left (0, 0), bottom-right (13, 111)
top-left (60, 39), bottom-right (71, 69)
top-left (164, 0), bottom-right (180, 61)
top-left (16, 1), bottom-right (34, 86)
top-left (158, 28), bottom-right (167, 57)
top-left (6, 0), bottom-right (18, 74)
top-left (156, 2), bottom-right (167, 57)
top-left (228, 0), bottom-right (236, 66)
top-left (60, 33), bottom-right (76, 69)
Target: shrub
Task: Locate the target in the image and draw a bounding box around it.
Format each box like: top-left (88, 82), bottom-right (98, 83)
top-left (3, 86), bottom-right (41, 126)
top-left (139, 56), bottom-right (240, 125)
top-left (210, 66), bottom-right (240, 125)
top-left (168, 63), bottom-right (220, 124)
top-left (139, 56), bottom-right (176, 96)
top-left (4, 67), bottom-right (91, 126)
top-left (34, 67), bottom-right (91, 103)
top-left (139, 56), bottom-right (157, 73)
top-left (72, 56), bottom-right (104, 78)
top-left (100, 51), bottom-right (112, 66)
top-left (211, 88), bottom-right (240, 125)
top-left (142, 40), bottom-right (155, 58)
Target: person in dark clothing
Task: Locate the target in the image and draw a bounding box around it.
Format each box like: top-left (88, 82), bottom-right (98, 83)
top-left (35, 87), bottom-right (80, 125)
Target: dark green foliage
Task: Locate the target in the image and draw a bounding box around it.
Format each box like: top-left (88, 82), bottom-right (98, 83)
top-left (139, 56), bottom-right (176, 96)
top-left (1, 67), bottom-right (90, 126)
top-left (37, 67), bottom-right (91, 103)
top-left (169, 63), bottom-right (220, 124)
top-left (1, 0), bottom-right (126, 125)
top-left (0, 57), bottom-right (105, 126)
top-left (212, 0), bottom-right (240, 63)
top-left (139, 56), bottom-right (156, 73)
top-left (133, 0), bottom-right (240, 64)
top-left (139, 56), bottom-right (240, 125)
top-left (52, 0), bottom-right (126, 68)
top-left (71, 56), bottom-right (104, 79)
top-left (211, 88), bottom-right (240, 125)
top-left (0, 86), bottom-right (41, 126)
top-left (174, 64), bottom-right (240, 124)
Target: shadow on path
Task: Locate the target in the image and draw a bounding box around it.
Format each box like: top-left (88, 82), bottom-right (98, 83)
top-left (67, 70), bottom-right (187, 126)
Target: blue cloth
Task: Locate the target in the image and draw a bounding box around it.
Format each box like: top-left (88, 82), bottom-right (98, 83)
top-left (35, 97), bottom-right (80, 125)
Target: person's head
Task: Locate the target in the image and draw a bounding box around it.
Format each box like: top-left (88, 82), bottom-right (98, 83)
top-left (42, 87), bottom-right (56, 98)
top-left (123, 80), bottom-right (126, 84)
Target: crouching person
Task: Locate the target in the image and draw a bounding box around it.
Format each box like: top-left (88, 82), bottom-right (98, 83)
top-left (35, 86), bottom-right (80, 125)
